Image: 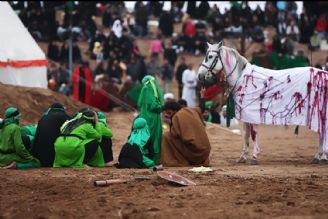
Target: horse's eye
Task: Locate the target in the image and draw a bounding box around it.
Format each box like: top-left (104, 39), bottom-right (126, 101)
top-left (209, 55), bottom-right (213, 59)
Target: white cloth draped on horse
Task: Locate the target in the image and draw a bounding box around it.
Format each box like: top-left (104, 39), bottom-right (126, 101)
top-left (234, 63), bottom-right (328, 151)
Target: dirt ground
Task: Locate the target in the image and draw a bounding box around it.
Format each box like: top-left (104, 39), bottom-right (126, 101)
top-left (2, 24), bottom-right (328, 219)
top-left (1, 102), bottom-right (328, 218)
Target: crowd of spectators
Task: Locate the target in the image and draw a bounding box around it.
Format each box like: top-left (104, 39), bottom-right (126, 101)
top-left (8, 1), bottom-right (328, 110)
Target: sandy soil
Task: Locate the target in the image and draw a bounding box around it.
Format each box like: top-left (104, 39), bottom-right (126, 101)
top-left (1, 104), bottom-right (328, 218)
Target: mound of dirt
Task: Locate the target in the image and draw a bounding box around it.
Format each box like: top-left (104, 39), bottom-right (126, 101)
top-left (0, 83), bottom-right (92, 124)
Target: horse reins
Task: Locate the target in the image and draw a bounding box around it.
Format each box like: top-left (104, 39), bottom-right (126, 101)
top-left (201, 48), bottom-right (240, 85)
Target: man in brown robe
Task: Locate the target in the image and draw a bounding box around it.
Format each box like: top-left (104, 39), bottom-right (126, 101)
top-left (161, 101), bottom-right (211, 166)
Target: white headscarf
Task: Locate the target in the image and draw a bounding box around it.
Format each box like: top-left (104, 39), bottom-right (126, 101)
top-left (112, 19), bottom-right (122, 38)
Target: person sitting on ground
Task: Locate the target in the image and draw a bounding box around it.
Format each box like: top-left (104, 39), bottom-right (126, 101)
top-left (53, 110), bottom-right (107, 168)
top-left (116, 117), bottom-right (155, 169)
top-left (202, 101), bottom-right (221, 124)
top-left (20, 124), bottom-right (37, 152)
top-left (32, 102), bottom-right (70, 167)
top-left (97, 112), bottom-right (114, 166)
top-left (161, 101), bottom-right (211, 167)
top-left (0, 107), bottom-right (40, 169)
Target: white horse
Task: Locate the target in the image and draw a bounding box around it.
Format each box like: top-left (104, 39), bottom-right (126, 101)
top-left (198, 42), bottom-right (328, 164)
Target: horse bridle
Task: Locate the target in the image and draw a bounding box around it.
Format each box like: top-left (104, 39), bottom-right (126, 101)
top-left (200, 49), bottom-right (224, 80)
top-left (201, 48), bottom-right (242, 86)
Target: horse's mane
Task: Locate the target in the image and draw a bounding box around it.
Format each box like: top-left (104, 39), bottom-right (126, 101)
top-left (222, 46), bottom-right (249, 64)
top-left (221, 46), bottom-right (249, 77)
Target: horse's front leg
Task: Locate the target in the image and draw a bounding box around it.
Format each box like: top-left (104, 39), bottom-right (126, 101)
top-left (250, 124), bottom-right (260, 165)
top-left (312, 135), bottom-right (323, 164)
top-left (237, 122), bottom-right (250, 163)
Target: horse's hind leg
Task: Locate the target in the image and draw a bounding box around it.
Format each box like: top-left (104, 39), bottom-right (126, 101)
top-left (312, 134), bottom-right (324, 164)
top-left (319, 134), bottom-right (328, 164)
top-left (250, 124), bottom-right (260, 165)
top-left (237, 122), bottom-right (250, 163)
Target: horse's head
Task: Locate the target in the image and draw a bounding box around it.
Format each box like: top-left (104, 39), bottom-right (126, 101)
top-left (198, 41), bottom-right (224, 88)
top-left (198, 41), bottom-right (248, 89)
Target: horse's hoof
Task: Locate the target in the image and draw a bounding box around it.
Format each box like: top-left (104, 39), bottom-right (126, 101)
top-left (311, 158), bottom-right (320, 164)
top-left (250, 159), bottom-right (257, 165)
top-left (319, 159), bottom-right (328, 165)
top-left (237, 157), bottom-right (247, 163)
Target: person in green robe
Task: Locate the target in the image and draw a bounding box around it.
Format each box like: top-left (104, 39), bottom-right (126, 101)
top-left (0, 107), bottom-right (40, 169)
top-left (116, 117), bottom-right (155, 168)
top-left (137, 75), bottom-right (164, 164)
top-left (53, 110), bottom-right (105, 168)
top-left (20, 124), bottom-right (37, 152)
top-left (97, 112), bottom-right (114, 166)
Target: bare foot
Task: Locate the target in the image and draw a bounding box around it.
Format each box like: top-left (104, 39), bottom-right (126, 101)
top-left (2, 161), bottom-right (17, 169)
top-left (104, 162), bottom-right (114, 167)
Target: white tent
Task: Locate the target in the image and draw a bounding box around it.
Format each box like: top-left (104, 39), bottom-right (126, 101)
top-left (0, 1), bottom-right (47, 88)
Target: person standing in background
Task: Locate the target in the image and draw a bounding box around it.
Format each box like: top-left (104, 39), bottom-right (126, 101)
top-left (160, 59), bottom-right (174, 93)
top-left (182, 63), bottom-right (198, 107)
top-left (175, 56), bottom-right (188, 99)
top-left (137, 75), bottom-right (164, 165)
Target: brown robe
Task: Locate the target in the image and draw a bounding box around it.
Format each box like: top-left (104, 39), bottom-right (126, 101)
top-left (161, 107), bottom-right (211, 167)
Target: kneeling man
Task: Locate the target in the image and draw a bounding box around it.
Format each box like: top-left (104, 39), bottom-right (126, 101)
top-left (161, 101), bottom-right (211, 166)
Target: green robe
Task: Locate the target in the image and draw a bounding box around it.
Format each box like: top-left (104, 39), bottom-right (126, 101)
top-left (128, 118), bottom-right (155, 168)
top-left (53, 123), bottom-right (104, 168)
top-left (20, 125), bottom-right (37, 151)
top-left (0, 123), bottom-right (39, 168)
top-left (97, 122), bottom-right (113, 139)
top-left (137, 76), bottom-right (164, 164)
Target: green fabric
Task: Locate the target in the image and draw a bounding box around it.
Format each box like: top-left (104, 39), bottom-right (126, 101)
top-left (97, 112), bottom-right (107, 127)
top-left (4, 107), bottom-right (21, 126)
top-left (128, 118), bottom-right (154, 168)
top-left (54, 122), bottom-right (103, 168)
top-left (205, 101), bottom-right (214, 108)
top-left (128, 118), bottom-right (150, 147)
top-left (96, 112), bottom-right (112, 138)
top-left (206, 113), bottom-right (213, 123)
top-left (250, 56), bottom-right (262, 66)
top-left (5, 107), bottom-right (19, 118)
top-left (97, 122), bottom-right (113, 138)
top-left (127, 83), bottom-right (143, 104)
top-left (226, 92), bottom-right (235, 128)
top-left (20, 125), bottom-right (37, 151)
top-left (137, 76), bottom-right (164, 165)
top-left (16, 160), bottom-right (40, 169)
top-left (0, 123), bottom-right (37, 167)
top-left (251, 52), bottom-right (309, 70)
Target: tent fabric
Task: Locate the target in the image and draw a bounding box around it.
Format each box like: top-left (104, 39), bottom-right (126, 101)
top-left (0, 67), bottom-right (47, 88)
top-left (0, 2), bottom-right (47, 88)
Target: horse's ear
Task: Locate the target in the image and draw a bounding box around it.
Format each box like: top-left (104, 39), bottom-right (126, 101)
top-left (207, 42), bottom-right (211, 48)
top-left (217, 41), bottom-right (223, 49)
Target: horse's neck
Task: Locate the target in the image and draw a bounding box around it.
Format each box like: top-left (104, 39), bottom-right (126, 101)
top-left (221, 47), bottom-right (248, 87)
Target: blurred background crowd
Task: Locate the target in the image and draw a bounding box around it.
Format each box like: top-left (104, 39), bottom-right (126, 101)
top-left (8, 1), bottom-right (328, 112)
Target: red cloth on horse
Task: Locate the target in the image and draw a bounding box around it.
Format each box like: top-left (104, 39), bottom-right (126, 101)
top-left (72, 66), bottom-right (93, 105)
top-left (202, 84), bottom-right (222, 101)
